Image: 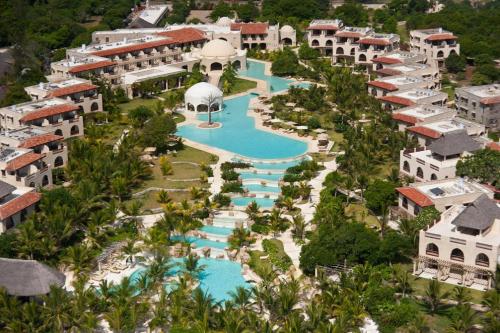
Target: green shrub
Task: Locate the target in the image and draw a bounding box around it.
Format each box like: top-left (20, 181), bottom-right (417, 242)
top-left (262, 239), bottom-right (292, 272)
top-left (213, 193), bottom-right (231, 207)
top-left (221, 181), bottom-right (244, 193)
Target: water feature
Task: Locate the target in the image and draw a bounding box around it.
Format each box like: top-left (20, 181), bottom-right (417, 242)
top-left (239, 172), bottom-right (283, 182)
top-left (231, 196), bottom-right (276, 208)
top-left (243, 183), bottom-right (281, 193)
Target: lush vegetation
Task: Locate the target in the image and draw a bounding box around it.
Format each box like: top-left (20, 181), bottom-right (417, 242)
top-left (456, 148), bottom-right (500, 190)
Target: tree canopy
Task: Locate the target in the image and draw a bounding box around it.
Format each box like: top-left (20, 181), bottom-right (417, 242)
top-left (456, 148), bottom-right (500, 189)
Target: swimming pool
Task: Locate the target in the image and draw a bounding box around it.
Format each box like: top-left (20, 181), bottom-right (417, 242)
top-left (172, 236), bottom-right (228, 250)
top-left (177, 60), bottom-right (308, 159)
top-left (130, 257), bottom-right (248, 302)
top-left (239, 172), bottom-right (283, 181)
top-left (243, 184), bottom-right (281, 193)
top-left (232, 196), bottom-right (276, 208)
top-left (200, 225), bottom-right (234, 236)
top-left (250, 159), bottom-right (303, 170)
top-left (239, 60), bottom-right (310, 92)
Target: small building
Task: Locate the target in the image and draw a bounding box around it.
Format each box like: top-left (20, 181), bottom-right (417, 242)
top-left (399, 130), bottom-right (482, 182)
top-left (415, 195), bottom-right (500, 290)
top-left (0, 98), bottom-right (83, 139)
top-left (0, 258), bottom-right (65, 296)
top-left (184, 82), bottom-right (223, 113)
top-left (128, 3), bottom-right (168, 28)
top-left (396, 178), bottom-right (493, 218)
top-left (407, 117), bottom-right (486, 146)
top-left (24, 78), bottom-right (102, 114)
top-left (0, 127), bottom-right (67, 168)
top-left (379, 89), bottom-right (448, 111)
top-left (391, 105), bottom-right (456, 132)
top-left (455, 84), bottom-right (500, 131)
top-left (0, 147), bottom-right (52, 188)
top-left (122, 65), bottom-right (186, 99)
top-left (0, 182), bottom-right (41, 233)
top-left (410, 28), bottom-right (459, 67)
top-left (199, 39), bottom-right (246, 73)
top-left (367, 75), bottom-right (436, 98)
top-left (279, 25), bottom-right (296, 47)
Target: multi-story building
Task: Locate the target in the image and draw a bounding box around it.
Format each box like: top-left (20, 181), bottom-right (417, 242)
top-left (415, 195), bottom-right (500, 289)
top-left (399, 130), bottom-right (481, 181)
top-left (331, 27), bottom-right (372, 62)
top-left (379, 89), bottom-right (448, 111)
top-left (391, 105), bottom-right (456, 131)
top-left (355, 33), bottom-right (400, 65)
top-left (407, 117), bottom-right (486, 146)
top-left (396, 178), bottom-right (493, 218)
top-left (455, 84), bottom-right (500, 131)
top-left (0, 147), bottom-right (52, 188)
top-left (0, 98), bottom-right (83, 139)
top-left (375, 61), bottom-right (440, 86)
top-left (0, 181), bottom-right (41, 233)
top-left (367, 75), bottom-right (436, 98)
top-left (24, 78), bottom-right (103, 114)
top-left (0, 127), bottom-right (67, 168)
top-left (410, 28), bottom-right (459, 67)
top-left (370, 50), bottom-right (427, 72)
top-left (307, 19), bottom-right (344, 56)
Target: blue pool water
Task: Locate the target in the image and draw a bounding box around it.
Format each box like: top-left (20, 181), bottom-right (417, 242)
top-left (172, 236), bottom-right (228, 250)
top-left (243, 184), bottom-right (281, 193)
top-left (251, 159), bottom-right (303, 170)
top-left (239, 172), bottom-right (283, 181)
top-left (239, 60), bottom-right (310, 92)
top-left (200, 225), bottom-right (234, 236)
top-left (130, 257), bottom-right (248, 302)
top-left (232, 196), bottom-right (276, 208)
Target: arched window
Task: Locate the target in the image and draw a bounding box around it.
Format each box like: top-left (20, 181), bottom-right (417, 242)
top-left (29, 182), bottom-right (35, 188)
top-left (437, 50), bottom-right (444, 58)
top-left (90, 102), bottom-right (99, 112)
top-left (187, 103), bottom-right (195, 111)
top-left (350, 48), bottom-right (355, 56)
top-left (403, 161), bottom-right (410, 172)
top-left (197, 104), bottom-right (208, 112)
top-left (371, 88), bottom-right (377, 96)
top-left (282, 38), bottom-right (292, 46)
top-left (55, 129), bottom-right (63, 136)
top-left (326, 40), bottom-right (333, 47)
top-left (54, 156), bottom-right (64, 167)
top-left (209, 103), bottom-right (219, 112)
top-left (402, 197), bottom-right (408, 209)
top-left (416, 167), bottom-right (424, 179)
top-left (426, 243), bottom-right (439, 256)
top-left (475, 253), bottom-right (489, 267)
top-left (450, 50), bottom-right (457, 56)
top-left (336, 47), bottom-right (344, 55)
top-left (358, 54), bottom-right (367, 62)
top-left (70, 125), bottom-right (80, 135)
top-left (232, 60), bottom-right (241, 70)
top-left (210, 62), bottom-right (222, 71)
top-left (219, 37), bottom-right (227, 41)
top-left (431, 173), bottom-right (437, 180)
top-left (42, 175), bottom-right (49, 187)
top-left (311, 40), bottom-right (319, 47)
top-left (451, 248), bottom-right (464, 262)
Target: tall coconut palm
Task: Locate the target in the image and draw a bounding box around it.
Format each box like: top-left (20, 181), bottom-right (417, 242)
top-left (41, 286), bottom-right (72, 332)
top-left (446, 304), bottom-right (477, 333)
top-left (61, 244), bottom-right (94, 276)
top-left (228, 286), bottom-right (253, 311)
top-left (424, 279), bottom-right (448, 315)
top-left (183, 253), bottom-right (206, 279)
top-left (291, 214), bottom-right (306, 242)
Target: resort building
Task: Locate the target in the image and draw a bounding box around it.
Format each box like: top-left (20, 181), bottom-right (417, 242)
top-left (355, 33), bottom-right (400, 65)
top-left (0, 258), bottom-right (65, 295)
top-left (455, 84), bottom-right (500, 131)
top-left (24, 78), bottom-right (103, 114)
top-left (396, 178), bottom-right (494, 218)
top-left (0, 98), bottom-right (84, 140)
top-left (410, 28), bottom-right (459, 67)
top-left (367, 75), bottom-right (437, 98)
top-left (375, 61), bottom-right (441, 86)
top-left (306, 19), bottom-right (344, 56)
top-left (378, 89), bottom-right (448, 111)
top-left (122, 65), bottom-right (187, 99)
top-left (128, 2), bottom-right (168, 28)
top-left (370, 50), bottom-right (427, 72)
top-left (399, 130), bottom-right (481, 181)
top-left (198, 39), bottom-right (246, 73)
top-left (391, 105), bottom-right (456, 131)
top-left (331, 27), bottom-right (373, 61)
top-left (49, 55), bottom-right (118, 83)
top-left (407, 117), bottom-right (486, 146)
top-left (0, 147), bottom-right (52, 188)
top-left (415, 195), bottom-right (500, 290)
top-left (0, 182), bottom-right (41, 233)
top-left (184, 82), bottom-right (223, 113)
top-left (0, 127), bottom-right (67, 168)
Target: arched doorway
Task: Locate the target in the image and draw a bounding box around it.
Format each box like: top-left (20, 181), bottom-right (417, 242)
top-left (336, 47), bottom-right (344, 55)
top-left (416, 167), bottom-right (424, 179)
top-left (70, 125), bottom-right (80, 136)
top-left (210, 62), bottom-right (223, 71)
top-left (232, 60), bottom-right (241, 70)
top-left (282, 38), bottom-right (292, 46)
top-left (54, 129), bottom-right (63, 136)
top-left (91, 102), bottom-right (99, 112)
top-left (403, 161), bottom-right (410, 172)
top-left (54, 156), bottom-right (64, 167)
top-left (437, 50), bottom-right (444, 58)
top-left (311, 40), bottom-right (319, 47)
top-left (350, 48), bottom-right (355, 56)
top-left (197, 104), bottom-right (208, 112)
top-left (475, 253), bottom-right (489, 267)
top-left (358, 54), bottom-right (367, 62)
top-left (187, 103), bottom-right (195, 111)
top-left (209, 103), bottom-right (220, 112)
top-left (431, 173), bottom-right (437, 180)
top-left (42, 175), bottom-right (49, 187)
top-left (426, 243), bottom-right (439, 256)
top-left (450, 248), bottom-right (464, 262)
top-left (326, 40), bottom-right (333, 47)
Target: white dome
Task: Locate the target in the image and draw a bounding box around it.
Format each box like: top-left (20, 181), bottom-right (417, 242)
top-left (201, 39), bottom-right (236, 58)
top-left (216, 17), bottom-right (232, 26)
top-left (280, 25), bottom-right (294, 33)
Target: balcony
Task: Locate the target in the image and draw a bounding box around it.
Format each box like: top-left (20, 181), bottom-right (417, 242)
top-left (426, 250), bottom-right (439, 257)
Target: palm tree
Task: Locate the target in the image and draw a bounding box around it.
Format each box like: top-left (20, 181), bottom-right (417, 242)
top-left (424, 279), bottom-right (448, 315)
top-left (61, 244), bottom-right (94, 276)
top-left (157, 190), bottom-right (172, 204)
top-left (482, 289), bottom-right (500, 313)
top-left (268, 208), bottom-right (286, 237)
top-left (228, 286), bottom-right (253, 311)
top-left (291, 214), bottom-right (306, 242)
top-left (14, 220), bottom-right (41, 260)
top-left (157, 212), bottom-right (177, 241)
top-left (228, 225), bottom-right (253, 248)
top-left (298, 181), bottom-right (312, 200)
top-left (392, 265), bottom-right (412, 298)
top-left (446, 304), bottom-right (477, 333)
top-left (190, 186), bottom-right (204, 200)
top-left (182, 253), bottom-right (206, 279)
top-left (452, 286), bottom-right (471, 306)
top-left (190, 288), bottom-right (216, 332)
top-left (121, 239), bottom-right (140, 266)
top-left (40, 286), bottom-right (72, 332)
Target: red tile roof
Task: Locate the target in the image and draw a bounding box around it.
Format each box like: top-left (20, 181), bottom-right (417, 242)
top-left (359, 38), bottom-right (391, 46)
top-left (68, 61), bottom-right (116, 74)
top-left (392, 113), bottom-right (418, 125)
top-left (156, 28), bottom-right (206, 44)
top-left (376, 68), bottom-right (402, 76)
top-left (19, 134), bottom-right (63, 149)
top-left (407, 126), bottom-right (442, 139)
top-left (425, 33), bottom-right (457, 41)
top-left (397, 187), bottom-right (434, 207)
top-left (48, 83), bottom-right (98, 98)
top-left (378, 95), bottom-right (414, 107)
top-left (335, 31), bottom-right (363, 38)
top-left (231, 23), bottom-right (269, 34)
top-left (6, 153), bottom-right (45, 172)
top-left (307, 24), bottom-right (339, 31)
top-left (480, 96), bottom-right (500, 105)
top-left (91, 38), bottom-right (174, 57)
top-left (0, 191), bottom-right (41, 220)
top-left (486, 142), bottom-right (500, 151)
top-left (371, 57), bottom-right (402, 64)
top-left (367, 81), bottom-right (398, 91)
top-left (20, 104), bottom-right (79, 123)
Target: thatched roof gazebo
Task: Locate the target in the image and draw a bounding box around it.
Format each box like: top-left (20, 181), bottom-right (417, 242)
top-left (0, 258), bottom-right (65, 296)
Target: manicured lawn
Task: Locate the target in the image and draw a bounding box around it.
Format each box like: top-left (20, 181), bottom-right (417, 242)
top-left (127, 190), bottom-right (192, 211)
top-left (345, 203), bottom-right (379, 228)
top-left (172, 146), bottom-right (218, 165)
top-left (229, 78), bottom-right (257, 95)
top-left (118, 98), bottom-right (161, 113)
top-left (248, 250), bottom-right (277, 279)
top-left (326, 129), bottom-right (345, 151)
